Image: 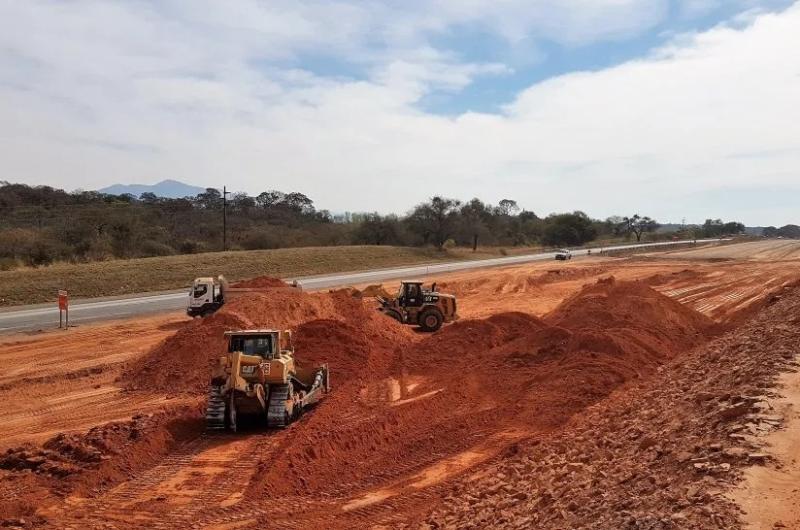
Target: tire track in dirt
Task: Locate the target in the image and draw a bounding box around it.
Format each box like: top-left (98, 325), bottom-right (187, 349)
top-left (61, 432), bottom-right (282, 529)
top-left (0, 386), bottom-right (193, 449)
top-left (654, 266), bottom-right (799, 321)
top-left (195, 432), bottom-right (519, 529)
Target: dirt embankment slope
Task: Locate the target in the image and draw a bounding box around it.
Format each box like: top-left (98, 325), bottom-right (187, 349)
top-left (424, 283), bottom-right (800, 529)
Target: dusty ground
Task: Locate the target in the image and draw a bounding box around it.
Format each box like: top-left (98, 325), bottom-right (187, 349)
top-left (653, 239), bottom-right (800, 261)
top-left (731, 368), bottom-right (800, 530)
top-left (0, 315), bottom-right (195, 450)
top-left (1, 240), bottom-right (799, 529)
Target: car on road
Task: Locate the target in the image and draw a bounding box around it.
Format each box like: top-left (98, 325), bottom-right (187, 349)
top-left (555, 249), bottom-right (572, 261)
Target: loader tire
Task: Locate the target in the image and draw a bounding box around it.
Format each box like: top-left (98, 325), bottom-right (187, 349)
top-left (419, 309), bottom-right (444, 332)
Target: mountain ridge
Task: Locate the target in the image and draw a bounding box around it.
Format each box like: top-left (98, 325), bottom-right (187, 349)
top-left (98, 179), bottom-right (205, 198)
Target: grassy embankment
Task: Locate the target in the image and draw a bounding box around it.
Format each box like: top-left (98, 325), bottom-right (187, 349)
top-left (0, 245), bottom-right (542, 307)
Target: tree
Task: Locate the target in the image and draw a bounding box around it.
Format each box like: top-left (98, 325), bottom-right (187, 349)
top-left (281, 192), bottom-right (315, 214)
top-left (722, 221), bottom-right (746, 235)
top-left (230, 192), bottom-right (255, 212)
top-left (195, 188), bottom-right (222, 210)
top-left (621, 214), bottom-right (659, 242)
top-left (541, 212), bottom-right (597, 247)
top-left (256, 190), bottom-right (284, 209)
top-left (407, 196), bottom-right (462, 249)
top-left (139, 192), bottom-right (159, 204)
top-left (459, 198), bottom-right (492, 251)
top-left (496, 199), bottom-right (520, 217)
top-left (355, 213), bottom-right (401, 245)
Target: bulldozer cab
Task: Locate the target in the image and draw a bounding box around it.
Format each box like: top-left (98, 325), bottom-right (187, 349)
top-left (228, 333), bottom-right (276, 359)
top-left (225, 330), bottom-right (293, 360)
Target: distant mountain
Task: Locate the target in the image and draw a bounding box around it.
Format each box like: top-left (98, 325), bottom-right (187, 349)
top-left (98, 179), bottom-right (205, 199)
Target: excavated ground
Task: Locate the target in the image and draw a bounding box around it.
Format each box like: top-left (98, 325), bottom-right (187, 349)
top-left (1, 245), bottom-right (799, 529)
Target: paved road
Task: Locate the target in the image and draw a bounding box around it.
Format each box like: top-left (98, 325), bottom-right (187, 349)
top-left (0, 239), bottom-right (721, 333)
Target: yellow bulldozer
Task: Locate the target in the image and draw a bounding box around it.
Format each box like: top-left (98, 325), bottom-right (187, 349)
top-left (206, 329), bottom-right (329, 431)
top-left (376, 280), bottom-right (458, 332)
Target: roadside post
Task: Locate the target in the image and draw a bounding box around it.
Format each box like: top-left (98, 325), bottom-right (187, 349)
top-left (58, 290), bottom-right (69, 329)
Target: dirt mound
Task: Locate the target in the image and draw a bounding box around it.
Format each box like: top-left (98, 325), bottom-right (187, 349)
top-left (425, 284), bottom-right (800, 530)
top-left (354, 284), bottom-right (392, 298)
top-left (645, 268), bottom-right (704, 286)
top-left (547, 276), bottom-right (715, 349)
top-left (293, 319), bottom-right (373, 383)
top-left (125, 310), bottom-right (251, 392)
top-left (407, 312), bottom-right (547, 369)
top-left (435, 266), bottom-right (610, 298)
top-left (230, 276), bottom-right (289, 289)
top-left (127, 274), bottom-right (720, 519)
top-left (0, 406), bottom-right (202, 523)
top-left (127, 288), bottom-right (411, 393)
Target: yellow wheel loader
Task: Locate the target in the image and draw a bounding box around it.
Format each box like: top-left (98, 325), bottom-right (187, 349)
top-left (377, 280), bottom-right (458, 332)
top-left (206, 330), bottom-right (329, 431)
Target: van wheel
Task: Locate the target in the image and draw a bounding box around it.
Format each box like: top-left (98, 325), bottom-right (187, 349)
top-left (419, 309), bottom-right (443, 332)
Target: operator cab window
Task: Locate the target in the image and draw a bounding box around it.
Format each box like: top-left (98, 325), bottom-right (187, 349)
top-left (405, 283), bottom-right (422, 306)
top-left (193, 284), bottom-right (208, 298)
top-left (229, 335), bottom-right (275, 358)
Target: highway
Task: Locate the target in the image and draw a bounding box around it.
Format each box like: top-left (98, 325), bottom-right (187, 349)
top-left (0, 239), bottom-right (719, 333)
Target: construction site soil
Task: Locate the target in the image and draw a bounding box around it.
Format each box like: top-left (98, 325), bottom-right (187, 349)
top-left (2, 246), bottom-right (800, 529)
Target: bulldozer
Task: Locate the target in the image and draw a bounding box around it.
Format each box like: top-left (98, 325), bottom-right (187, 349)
top-left (376, 280), bottom-right (458, 332)
top-left (206, 329), bottom-right (330, 431)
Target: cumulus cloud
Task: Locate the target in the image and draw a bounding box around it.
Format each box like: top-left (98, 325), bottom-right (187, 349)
top-left (0, 0), bottom-right (798, 225)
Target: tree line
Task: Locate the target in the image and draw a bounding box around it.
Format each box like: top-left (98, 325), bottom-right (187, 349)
top-left (762, 224), bottom-right (800, 238)
top-left (0, 182), bottom-right (746, 268)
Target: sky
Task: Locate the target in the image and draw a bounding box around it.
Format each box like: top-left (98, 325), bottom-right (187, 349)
top-left (0, 1), bottom-right (799, 226)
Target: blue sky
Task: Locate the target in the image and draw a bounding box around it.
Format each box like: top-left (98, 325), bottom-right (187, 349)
top-left (0, 1), bottom-right (799, 225)
top-left (423, 0), bottom-right (796, 115)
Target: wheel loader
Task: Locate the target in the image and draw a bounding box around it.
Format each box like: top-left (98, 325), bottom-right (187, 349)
top-left (206, 329), bottom-right (330, 431)
top-left (376, 280), bottom-right (458, 332)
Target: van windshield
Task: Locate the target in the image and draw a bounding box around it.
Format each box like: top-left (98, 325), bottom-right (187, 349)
top-left (193, 284), bottom-right (208, 298)
top-left (229, 335), bottom-right (274, 358)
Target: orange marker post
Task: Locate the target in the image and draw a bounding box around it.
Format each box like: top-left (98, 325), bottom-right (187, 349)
top-left (58, 290), bottom-right (69, 329)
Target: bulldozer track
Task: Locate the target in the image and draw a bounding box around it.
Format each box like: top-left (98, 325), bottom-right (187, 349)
top-left (267, 384), bottom-right (290, 427)
top-left (205, 385), bottom-right (227, 430)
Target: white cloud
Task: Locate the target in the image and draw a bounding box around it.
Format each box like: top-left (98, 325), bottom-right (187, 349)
top-left (0, 1), bottom-right (799, 225)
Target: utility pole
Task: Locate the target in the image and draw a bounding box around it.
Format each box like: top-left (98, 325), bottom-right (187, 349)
top-left (222, 186), bottom-right (230, 251)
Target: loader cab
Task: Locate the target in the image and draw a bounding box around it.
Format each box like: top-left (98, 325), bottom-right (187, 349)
top-left (399, 281), bottom-right (424, 307)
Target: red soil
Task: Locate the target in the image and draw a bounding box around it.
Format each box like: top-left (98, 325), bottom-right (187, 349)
top-left (127, 282), bottom-right (411, 393)
top-left (246, 278), bottom-right (717, 500)
top-left (0, 406), bottom-right (202, 522)
top-left (98, 274), bottom-right (720, 523)
top-left (1, 266), bottom-right (792, 528)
